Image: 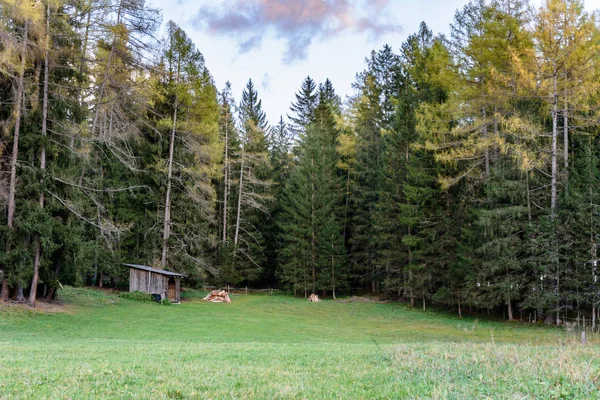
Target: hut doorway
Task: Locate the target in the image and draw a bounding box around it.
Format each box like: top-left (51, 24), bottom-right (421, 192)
top-left (168, 278), bottom-right (176, 301)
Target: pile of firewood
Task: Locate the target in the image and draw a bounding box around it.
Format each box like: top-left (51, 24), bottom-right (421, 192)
top-left (308, 293), bottom-right (320, 302)
top-left (203, 290), bottom-right (232, 303)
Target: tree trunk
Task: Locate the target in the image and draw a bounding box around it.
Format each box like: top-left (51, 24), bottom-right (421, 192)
top-left (45, 286), bottom-right (55, 301)
top-left (493, 106), bottom-right (499, 161)
top-left (14, 284), bottom-right (25, 302)
top-left (7, 20), bottom-right (29, 230)
top-left (311, 155), bottom-right (316, 295)
top-left (3, 21), bottom-right (29, 303)
top-left (563, 73), bottom-right (569, 170)
top-left (91, 1), bottom-right (122, 136)
top-left (526, 172), bottom-right (532, 221)
top-left (1, 279), bottom-right (8, 301)
top-left (161, 96), bottom-right (178, 269)
top-left (30, 4), bottom-right (50, 307)
top-left (343, 167), bottom-right (350, 243)
top-left (408, 224), bottom-right (414, 307)
top-left (30, 239), bottom-right (42, 305)
top-left (556, 249), bottom-right (560, 326)
top-left (234, 148), bottom-right (245, 245)
top-left (331, 236), bottom-right (336, 300)
top-left (222, 110), bottom-right (229, 243)
top-left (507, 297), bottom-right (514, 321)
top-left (409, 269), bottom-right (415, 307)
top-left (44, 263), bottom-right (60, 301)
top-left (72, 0), bottom-right (93, 150)
top-left (551, 65), bottom-right (558, 220)
top-left (483, 107), bottom-right (490, 178)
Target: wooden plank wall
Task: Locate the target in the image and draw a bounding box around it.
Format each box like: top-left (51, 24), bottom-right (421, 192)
top-left (129, 269), bottom-right (168, 296)
top-left (149, 273), bottom-right (167, 295)
top-left (130, 269), bottom-right (143, 292)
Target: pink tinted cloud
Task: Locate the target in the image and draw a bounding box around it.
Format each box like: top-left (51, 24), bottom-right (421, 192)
top-left (193, 0), bottom-right (401, 63)
top-left (366, 0), bottom-right (389, 10)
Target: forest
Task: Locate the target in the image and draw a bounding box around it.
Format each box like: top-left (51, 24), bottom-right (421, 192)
top-left (1, 0), bottom-right (600, 326)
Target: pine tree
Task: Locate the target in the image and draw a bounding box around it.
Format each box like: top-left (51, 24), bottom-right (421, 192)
top-left (37, 0), bottom-right (94, 299)
top-left (240, 79), bottom-right (268, 132)
top-left (349, 46), bottom-right (398, 293)
top-left (29, 2), bottom-right (51, 306)
top-left (377, 23), bottom-right (453, 308)
top-left (567, 136), bottom-right (600, 325)
top-left (262, 117), bottom-right (293, 283)
top-left (0, 0), bottom-right (44, 301)
top-left (318, 79), bottom-right (341, 114)
top-left (288, 76), bottom-right (318, 139)
top-left (278, 115), bottom-right (345, 296)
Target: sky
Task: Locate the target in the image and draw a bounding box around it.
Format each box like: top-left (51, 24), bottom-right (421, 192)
top-left (150, 0), bottom-right (600, 127)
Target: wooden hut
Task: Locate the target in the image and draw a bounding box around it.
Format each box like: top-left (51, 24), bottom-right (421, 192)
top-left (124, 264), bottom-right (186, 303)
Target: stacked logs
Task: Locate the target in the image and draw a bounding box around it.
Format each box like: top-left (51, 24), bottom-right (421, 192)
top-left (202, 290), bottom-right (232, 303)
top-left (308, 293), bottom-right (320, 302)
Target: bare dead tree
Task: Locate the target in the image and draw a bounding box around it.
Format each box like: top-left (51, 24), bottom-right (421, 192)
top-left (30, 3), bottom-right (51, 307)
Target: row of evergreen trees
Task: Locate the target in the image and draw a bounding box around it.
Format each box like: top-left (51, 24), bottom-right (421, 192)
top-left (2, 0), bottom-right (600, 324)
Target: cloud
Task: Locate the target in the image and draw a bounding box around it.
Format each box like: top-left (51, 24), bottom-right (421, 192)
top-left (261, 73), bottom-right (273, 91)
top-left (192, 0), bottom-right (402, 63)
top-left (365, 0), bottom-right (390, 10)
top-left (239, 35), bottom-right (263, 54)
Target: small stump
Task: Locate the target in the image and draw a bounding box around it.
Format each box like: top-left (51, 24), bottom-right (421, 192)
top-left (308, 293), bottom-right (320, 302)
top-left (203, 290), bottom-right (232, 303)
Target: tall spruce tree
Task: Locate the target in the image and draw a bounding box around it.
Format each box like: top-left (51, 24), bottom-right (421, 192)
top-left (278, 92), bottom-right (345, 296)
top-left (378, 23), bottom-right (453, 307)
top-left (288, 76), bottom-right (318, 138)
top-left (349, 47), bottom-right (399, 293)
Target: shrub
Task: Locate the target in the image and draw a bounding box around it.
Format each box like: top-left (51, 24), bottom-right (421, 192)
top-left (118, 291), bottom-right (153, 302)
top-left (160, 298), bottom-right (172, 306)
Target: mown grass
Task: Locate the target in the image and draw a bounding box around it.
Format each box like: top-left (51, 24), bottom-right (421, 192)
top-left (0, 287), bottom-right (599, 399)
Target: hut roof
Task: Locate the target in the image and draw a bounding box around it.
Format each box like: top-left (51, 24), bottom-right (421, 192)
top-left (123, 264), bottom-right (187, 278)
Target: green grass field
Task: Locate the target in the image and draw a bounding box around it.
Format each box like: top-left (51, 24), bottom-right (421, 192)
top-left (1, 287), bottom-right (599, 399)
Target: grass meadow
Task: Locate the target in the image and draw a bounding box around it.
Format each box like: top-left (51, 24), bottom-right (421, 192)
top-left (1, 287), bottom-right (599, 399)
